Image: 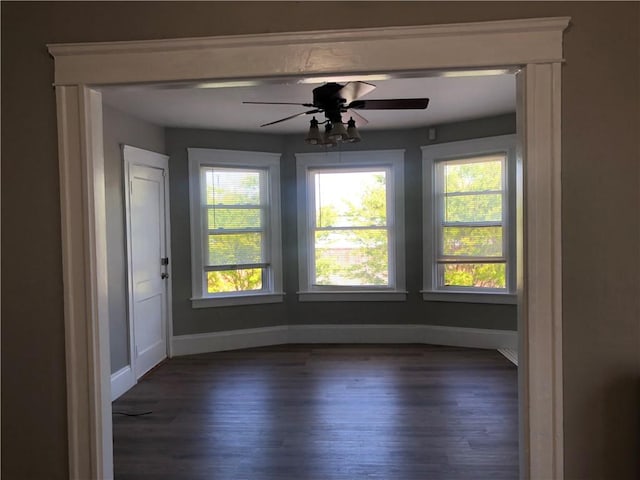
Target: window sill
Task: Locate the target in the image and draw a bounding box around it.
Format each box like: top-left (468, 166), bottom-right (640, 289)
top-left (191, 292), bottom-right (285, 308)
top-left (297, 290), bottom-right (408, 302)
top-left (421, 290), bottom-right (517, 305)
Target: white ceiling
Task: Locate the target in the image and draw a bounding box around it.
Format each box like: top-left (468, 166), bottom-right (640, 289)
top-left (101, 73), bottom-right (516, 134)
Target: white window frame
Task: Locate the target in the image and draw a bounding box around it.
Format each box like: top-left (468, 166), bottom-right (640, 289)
top-left (188, 148), bottom-right (283, 308)
top-left (296, 150), bottom-right (406, 302)
top-left (422, 134), bottom-right (517, 304)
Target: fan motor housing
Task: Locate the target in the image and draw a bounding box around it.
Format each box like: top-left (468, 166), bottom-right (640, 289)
top-left (313, 82), bottom-right (347, 123)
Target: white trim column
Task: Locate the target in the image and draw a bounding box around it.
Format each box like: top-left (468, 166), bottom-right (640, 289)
top-left (56, 85), bottom-right (113, 480)
top-left (518, 62), bottom-right (564, 480)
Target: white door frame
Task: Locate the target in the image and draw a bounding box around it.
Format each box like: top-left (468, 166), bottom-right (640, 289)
top-left (122, 145), bottom-right (173, 384)
top-left (49, 17), bottom-right (569, 480)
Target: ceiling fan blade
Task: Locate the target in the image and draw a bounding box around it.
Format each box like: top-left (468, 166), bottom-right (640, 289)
top-left (348, 98), bottom-right (430, 110)
top-left (244, 101), bottom-right (315, 107)
top-left (336, 81), bottom-right (377, 104)
top-left (345, 109), bottom-right (369, 126)
top-left (260, 109), bottom-right (321, 127)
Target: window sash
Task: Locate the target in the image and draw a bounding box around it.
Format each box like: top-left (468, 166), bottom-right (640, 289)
top-left (435, 154), bottom-right (507, 290)
top-left (296, 150), bottom-right (405, 298)
top-left (315, 225), bottom-right (388, 232)
top-left (203, 231), bottom-right (268, 267)
top-left (437, 257), bottom-right (506, 264)
top-left (203, 205), bottom-right (270, 269)
top-left (308, 166), bottom-right (394, 288)
top-left (436, 262), bottom-right (508, 291)
top-left (205, 267), bottom-right (266, 295)
top-left (204, 263), bottom-right (269, 272)
top-left (199, 165), bottom-right (271, 294)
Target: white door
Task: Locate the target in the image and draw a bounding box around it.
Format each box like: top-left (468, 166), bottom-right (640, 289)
top-left (124, 146), bottom-right (170, 380)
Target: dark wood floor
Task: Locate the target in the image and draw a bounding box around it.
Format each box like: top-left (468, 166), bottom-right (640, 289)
top-left (113, 344), bottom-right (518, 480)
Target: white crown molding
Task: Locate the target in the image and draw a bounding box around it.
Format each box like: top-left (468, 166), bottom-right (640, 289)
top-left (48, 17), bottom-right (570, 56)
top-left (47, 17), bottom-right (570, 86)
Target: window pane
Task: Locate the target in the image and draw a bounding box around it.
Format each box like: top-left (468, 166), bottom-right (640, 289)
top-left (208, 233), bottom-right (262, 266)
top-left (315, 171), bottom-right (387, 227)
top-left (207, 268), bottom-right (263, 293)
top-left (208, 207), bottom-right (262, 230)
top-left (440, 263), bottom-right (506, 289)
top-left (444, 157), bottom-right (503, 193)
top-left (205, 168), bottom-right (262, 205)
top-left (442, 226), bottom-right (503, 257)
top-left (314, 229), bottom-right (388, 286)
top-left (445, 193), bottom-right (502, 222)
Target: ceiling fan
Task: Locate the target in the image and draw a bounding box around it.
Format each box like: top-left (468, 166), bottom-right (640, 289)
top-left (242, 81), bottom-right (430, 128)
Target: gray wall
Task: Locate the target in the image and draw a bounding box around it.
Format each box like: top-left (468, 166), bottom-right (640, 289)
top-left (103, 104), bottom-right (165, 373)
top-left (165, 129), bottom-right (288, 335)
top-left (166, 114), bottom-right (517, 336)
top-left (2, 3), bottom-right (638, 479)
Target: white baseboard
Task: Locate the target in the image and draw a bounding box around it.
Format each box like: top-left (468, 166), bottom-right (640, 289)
top-left (110, 365), bottom-right (136, 401)
top-left (287, 324), bottom-right (517, 348)
top-left (172, 324), bottom-right (518, 357)
top-left (498, 347), bottom-right (519, 366)
top-left (172, 325), bottom-right (289, 356)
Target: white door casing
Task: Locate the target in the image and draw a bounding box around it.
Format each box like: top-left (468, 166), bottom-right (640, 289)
top-left (49, 17), bottom-right (568, 480)
top-left (123, 146), bottom-right (171, 380)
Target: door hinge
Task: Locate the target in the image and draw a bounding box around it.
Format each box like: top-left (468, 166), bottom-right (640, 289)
top-left (161, 257), bottom-right (169, 266)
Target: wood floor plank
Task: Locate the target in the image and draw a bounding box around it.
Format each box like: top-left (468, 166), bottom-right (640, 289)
top-left (113, 344), bottom-right (518, 479)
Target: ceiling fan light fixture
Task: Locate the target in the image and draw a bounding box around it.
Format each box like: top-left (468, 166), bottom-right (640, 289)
top-left (304, 117), bottom-right (322, 145)
top-left (244, 79), bottom-right (429, 146)
top-left (327, 121), bottom-right (348, 142)
top-left (322, 123), bottom-right (337, 146)
top-left (346, 117), bottom-right (361, 143)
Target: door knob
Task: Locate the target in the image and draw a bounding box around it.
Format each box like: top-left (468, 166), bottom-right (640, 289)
top-left (161, 272), bottom-right (169, 279)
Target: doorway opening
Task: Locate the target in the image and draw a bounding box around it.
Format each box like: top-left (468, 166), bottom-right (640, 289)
top-left (49, 17), bottom-right (567, 479)
top-left (105, 70), bottom-right (520, 477)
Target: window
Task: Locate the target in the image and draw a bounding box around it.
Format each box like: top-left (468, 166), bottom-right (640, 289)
top-left (296, 150), bottom-right (406, 301)
top-left (188, 148), bottom-right (283, 307)
top-left (422, 135), bottom-right (516, 303)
